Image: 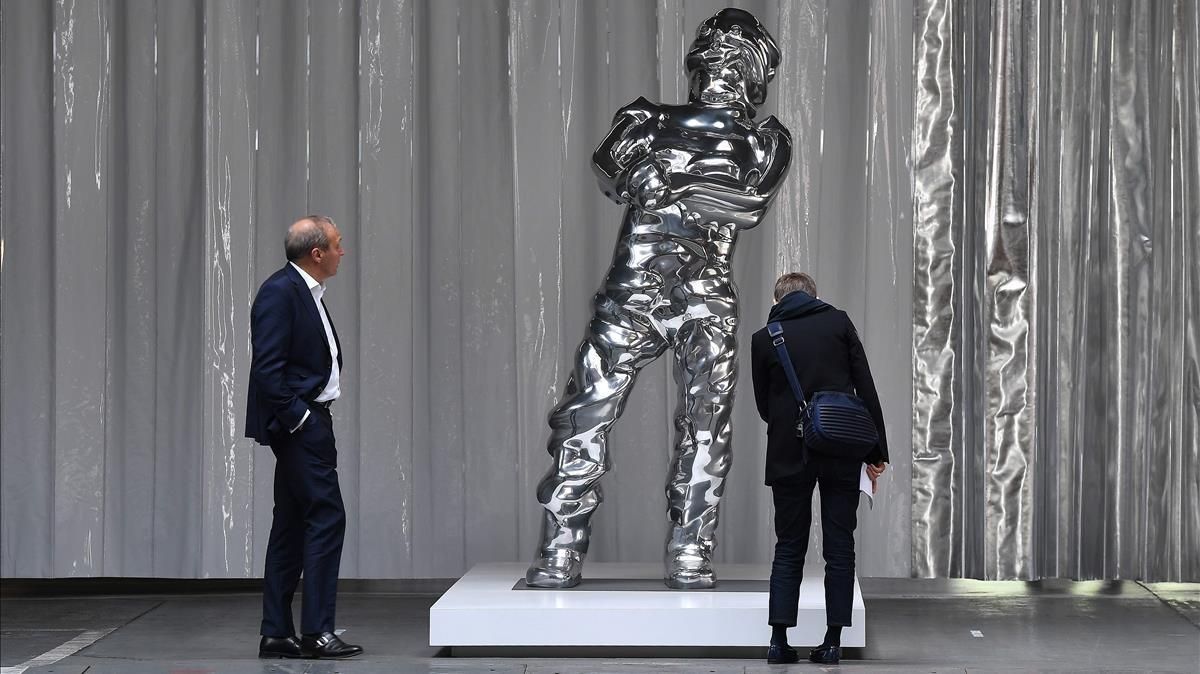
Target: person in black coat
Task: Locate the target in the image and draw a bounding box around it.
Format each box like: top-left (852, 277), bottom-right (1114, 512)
top-left (245, 216), bottom-right (361, 660)
top-left (750, 272), bottom-right (888, 665)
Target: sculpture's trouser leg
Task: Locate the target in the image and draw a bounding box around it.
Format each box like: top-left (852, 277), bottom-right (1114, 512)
top-left (527, 299), bottom-right (667, 585)
top-left (664, 318), bottom-right (737, 587)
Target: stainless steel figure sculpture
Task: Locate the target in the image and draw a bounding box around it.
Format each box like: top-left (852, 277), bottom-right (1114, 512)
top-left (526, 8), bottom-right (792, 589)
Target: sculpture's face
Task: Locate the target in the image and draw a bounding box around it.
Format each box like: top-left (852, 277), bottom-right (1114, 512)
top-left (685, 10), bottom-right (779, 110)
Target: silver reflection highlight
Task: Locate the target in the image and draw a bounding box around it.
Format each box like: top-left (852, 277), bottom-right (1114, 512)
top-left (526, 8), bottom-right (792, 590)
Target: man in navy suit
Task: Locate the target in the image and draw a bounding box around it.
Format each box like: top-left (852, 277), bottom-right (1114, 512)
top-left (246, 215), bottom-right (361, 660)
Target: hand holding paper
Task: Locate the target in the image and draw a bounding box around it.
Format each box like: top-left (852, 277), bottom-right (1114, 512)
top-left (859, 464), bottom-right (874, 507)
top-left (860, 462), bottom-right (887, 508)
top-left (865, 461), bottom-right (886, 481)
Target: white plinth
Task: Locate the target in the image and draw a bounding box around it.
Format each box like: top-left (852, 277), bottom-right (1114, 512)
top-left (429, 562), bottom-right (864, 649)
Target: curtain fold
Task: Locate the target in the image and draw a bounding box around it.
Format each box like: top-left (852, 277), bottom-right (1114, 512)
top-left (1, 0), bottom-right (913, 579)
top-left (911, 0), bottom-right (1198, 581)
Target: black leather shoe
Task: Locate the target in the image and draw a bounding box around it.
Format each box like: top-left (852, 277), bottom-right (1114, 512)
top-left (809, 643), bottom-right (842, 664)
top-left (301, 632), bottom-right (363, 659)
top-left (258, 635), bottom-right (303, 659)
top-left (767, 643), bottom-right (800, 664)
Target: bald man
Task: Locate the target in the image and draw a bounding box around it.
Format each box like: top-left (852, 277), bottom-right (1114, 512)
top-left (245, 216), bottom-right (361, 660)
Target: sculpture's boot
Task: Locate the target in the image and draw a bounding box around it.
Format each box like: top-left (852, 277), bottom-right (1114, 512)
top-left (525, 511), bottom-right (590, 588)
top-left (664, 525), bottom-right (717, 589)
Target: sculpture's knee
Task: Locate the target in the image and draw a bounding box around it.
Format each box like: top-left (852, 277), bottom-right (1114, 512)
top-left (536, 456), bottom-right (607, 508)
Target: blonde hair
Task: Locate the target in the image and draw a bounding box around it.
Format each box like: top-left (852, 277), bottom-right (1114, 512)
top-left (773, 272), bottom-right (817, 301)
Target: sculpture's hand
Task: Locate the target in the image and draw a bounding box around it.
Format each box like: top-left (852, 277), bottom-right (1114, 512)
top-left (672, 170), bottom-right (753, 194)
top-left (668, 172), bottom-right (765, 227)
top-left (622, 157), bottom-right (671, 210)
top-left (669, 172), bottom-right (757, 199)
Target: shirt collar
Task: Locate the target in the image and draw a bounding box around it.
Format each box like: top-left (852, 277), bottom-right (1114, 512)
top-left (289, 261), bottom-right (324, 293)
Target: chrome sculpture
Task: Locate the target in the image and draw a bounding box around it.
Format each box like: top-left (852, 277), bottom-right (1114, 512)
top-left (526, 8), bottom-right (792, 589)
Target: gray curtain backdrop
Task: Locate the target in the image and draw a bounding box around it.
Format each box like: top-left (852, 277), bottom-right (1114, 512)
top-left (1, 0), bottom-right (914, 579)
top-left (911, 0), bottom-right (1199, 581)
top-left (0, 0), bottom-right (1192, 582)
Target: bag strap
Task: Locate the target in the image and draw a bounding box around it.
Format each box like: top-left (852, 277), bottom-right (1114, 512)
top-left (768, 322), bottom-right (807, 409)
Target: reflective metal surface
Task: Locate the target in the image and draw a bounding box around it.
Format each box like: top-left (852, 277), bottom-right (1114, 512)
top-left (911, 0), bottom-right (1199, 581)
top-left (526, 8), bottom-right (792, 589)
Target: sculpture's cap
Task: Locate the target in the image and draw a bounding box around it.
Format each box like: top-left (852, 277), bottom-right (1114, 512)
top-left (686, 8), bottom-right (781, 107)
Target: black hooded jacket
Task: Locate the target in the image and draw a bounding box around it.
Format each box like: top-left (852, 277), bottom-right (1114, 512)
top-left (750, 291), bottom-right (888, 485)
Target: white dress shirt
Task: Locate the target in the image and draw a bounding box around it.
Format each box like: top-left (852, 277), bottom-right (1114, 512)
top-left (289, 262), bottom-right (340, 431)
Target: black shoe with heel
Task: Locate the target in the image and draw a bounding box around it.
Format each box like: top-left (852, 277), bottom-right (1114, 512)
top-left (301, 632), bottom-right (363, 659)
top-left (258, 635), bottom-right (303, 659)
top-left (809, 643), bottom-right (841, 664)
top-left (767, 643), bottom-right (800, 664)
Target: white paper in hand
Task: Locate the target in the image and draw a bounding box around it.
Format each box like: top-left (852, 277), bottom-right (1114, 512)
top-left (860, 464), bottom-right (875, 508)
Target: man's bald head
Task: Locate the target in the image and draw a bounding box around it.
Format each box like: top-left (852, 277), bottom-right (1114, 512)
top-left (285, 215), bottom-right (336, 262)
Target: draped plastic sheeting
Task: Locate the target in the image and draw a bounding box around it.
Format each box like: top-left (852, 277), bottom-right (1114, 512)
top-left (912, 0), bottom-right (1199, 581)
top-left (0, 1), bottom-right (914, 579)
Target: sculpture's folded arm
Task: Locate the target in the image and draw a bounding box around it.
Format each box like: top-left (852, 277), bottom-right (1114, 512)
top-left (665, 116), bottom-right (793, 227)
top-left (592, 96), bottom-right (660, 205)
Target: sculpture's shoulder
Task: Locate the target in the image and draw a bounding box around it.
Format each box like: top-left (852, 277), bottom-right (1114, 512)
top-left (756, 115), bottom-right (793, 145)
top-left (613, 96), bottom-right (662, 124)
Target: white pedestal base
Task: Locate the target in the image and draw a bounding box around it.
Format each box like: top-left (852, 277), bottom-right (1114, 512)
top-left (429, 562), bottom-right (864, 651)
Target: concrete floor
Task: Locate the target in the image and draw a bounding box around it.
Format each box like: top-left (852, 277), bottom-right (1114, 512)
top-left (1, 578), bottom-right (1197, 673)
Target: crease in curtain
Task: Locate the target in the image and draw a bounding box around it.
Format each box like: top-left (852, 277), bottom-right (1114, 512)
top-left (912, 0), bottom-right (1198, 581)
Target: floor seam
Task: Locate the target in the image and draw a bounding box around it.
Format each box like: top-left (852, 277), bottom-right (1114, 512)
top-left (73, 599), bottom-right (166, 657)
top-left (1136, 581), bottom-right (1200, 630)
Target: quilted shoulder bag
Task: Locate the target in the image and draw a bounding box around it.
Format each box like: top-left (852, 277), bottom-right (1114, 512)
top-left (768, 322), bottom-right (879, 460)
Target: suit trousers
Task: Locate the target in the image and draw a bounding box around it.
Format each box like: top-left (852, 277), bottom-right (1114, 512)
top-left (768, 454), bottom-right (860, 628)
top-left (261, 405), bottom-right (346, 637)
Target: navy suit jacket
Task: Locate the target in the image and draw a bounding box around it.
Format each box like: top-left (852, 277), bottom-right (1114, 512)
top-left (245, 264), bottom-right (343, 445)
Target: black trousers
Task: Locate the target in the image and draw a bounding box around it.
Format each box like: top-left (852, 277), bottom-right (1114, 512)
top-left (261, 405), bottom-right (346, 637)
top-left (768, 454), bottom-right (860, 628)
